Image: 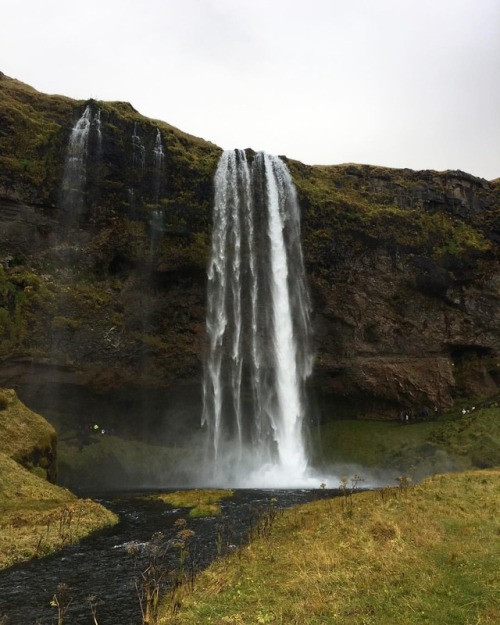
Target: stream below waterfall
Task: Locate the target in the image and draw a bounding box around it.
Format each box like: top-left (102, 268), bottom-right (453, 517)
top-left (0, 489), bottom-right (327, 625)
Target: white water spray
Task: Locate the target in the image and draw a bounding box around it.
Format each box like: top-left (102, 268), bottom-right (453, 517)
top-left (202, 150), bottom-right (314, 487)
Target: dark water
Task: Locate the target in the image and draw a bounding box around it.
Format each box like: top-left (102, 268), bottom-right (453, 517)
top-left (0, 489), bottom-right (326, 624)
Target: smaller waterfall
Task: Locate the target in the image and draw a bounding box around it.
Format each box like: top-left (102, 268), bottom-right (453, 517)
top-left (132, 122), bottom-right (145, 169)
top-left (129, 122), bottom-right (146, 215)
top-left (149, 209), bottom-right (165, 255)
top-left (60, 105), bottom-right (102, 215)
top-left (152, 128), bottom-right (164, 203)
top-left (94, 108), bottom-right (102, 155)
top-left (150, 209), bottom-right (164, 233)
top-left (60, 106), bottom-right (92, 212)
top-left (202, 150), bottom-right (314, 487)
top-left (153, 128), bottom-right (164, 169)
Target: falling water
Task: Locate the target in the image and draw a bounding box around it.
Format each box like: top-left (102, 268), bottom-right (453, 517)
top-left (152, 128), bottom-right (164, 202)
top-left (60, 106), bottom-right (92, 212)
top-left (149, 209), bottom-right (165, 255)
top-left (153, 128), bottom-right (165, 167)
top-left (132, 122), bottom-right (145, 169)
top-left (94, 108), bottom-right (102, 155)
top-left (202, 150), bottom-right (313, 487)
top-left (60, 105), bottom-right (102, 214)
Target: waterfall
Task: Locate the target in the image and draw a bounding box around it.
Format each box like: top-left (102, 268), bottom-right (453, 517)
top-left (153, 128), bottom-right (164, 168)
top-left (94, 108), bottom-right (102, 155)
top-left (202, 149), bottom-right (313, 487)
top-left (152, 128), bottom-right (164, 202)
top-left (60, 106), bottom-right (92, 213)
top-left (132, 122), bottom-right (145, 169)
top-left (60, 105), bottom-right (101, 214)
top-left (149, 209), bottom-right (164, 255)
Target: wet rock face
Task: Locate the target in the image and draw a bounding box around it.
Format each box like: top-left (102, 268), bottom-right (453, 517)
top-left (0, 74), bottom-right (499, 428)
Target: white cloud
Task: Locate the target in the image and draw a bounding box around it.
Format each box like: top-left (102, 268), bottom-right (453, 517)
top-left (1, 0), bottom-right (499, 178)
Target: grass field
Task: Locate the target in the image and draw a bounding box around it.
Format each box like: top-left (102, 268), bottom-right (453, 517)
top-left (0, 389), bottom-right (118, 570)
top-left (159, 470), bottom-right (500, 625)
top-left (314, 401), bottom-right (500, 481)
top-left (0, 452), bottom-right (117, 570)
top-left (152, 489), bottom-right (234, 517)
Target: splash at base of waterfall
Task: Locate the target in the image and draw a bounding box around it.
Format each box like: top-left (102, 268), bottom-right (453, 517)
top-left (217, 460), bottom-right (325, 489)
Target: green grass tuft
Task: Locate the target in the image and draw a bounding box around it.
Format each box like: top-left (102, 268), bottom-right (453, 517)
top-left (153, 489), bottom-right (234, 518)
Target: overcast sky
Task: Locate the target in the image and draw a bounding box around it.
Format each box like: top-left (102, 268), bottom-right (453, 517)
top-left (2, 0), bottom-right (499, 179)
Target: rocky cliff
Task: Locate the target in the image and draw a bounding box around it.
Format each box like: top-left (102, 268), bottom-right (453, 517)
top-left (0, 72), bottom-right (499, 440)
top-left (291, 162), bottom-right (500, 420)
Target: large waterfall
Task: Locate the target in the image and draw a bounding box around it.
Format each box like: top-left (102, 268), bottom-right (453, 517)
top-left (202, 149), bottom-right (314, 487)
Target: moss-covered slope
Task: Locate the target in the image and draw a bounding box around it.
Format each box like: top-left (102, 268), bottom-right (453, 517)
top-left (0, 388), bottom-right (117, 569)
top-left (0, 387), bottom-right (57, 480)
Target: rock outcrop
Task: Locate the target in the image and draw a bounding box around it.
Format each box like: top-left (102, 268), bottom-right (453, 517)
top-left (0, 72), bottom-right (499, 437)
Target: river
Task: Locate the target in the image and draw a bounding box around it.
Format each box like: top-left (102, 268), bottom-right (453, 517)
top-left (0, 489), bottom-right (326, 624)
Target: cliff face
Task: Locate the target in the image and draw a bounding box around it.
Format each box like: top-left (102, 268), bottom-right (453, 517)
top-left (290, 162), bottom-right (500, 419)
top-left (0, 72), bottom-right (499, 436)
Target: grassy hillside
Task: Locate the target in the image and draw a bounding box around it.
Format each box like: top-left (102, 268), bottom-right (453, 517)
top-left (0, 452), bottom-right (117, 570)
top-left (0, 71), bottom-right (221, 199)
top-left (0, 388), bottom-right (117, 570)
top-left (160, 470), bottom-right (500, 625)
top-left (314, 400), bottom-right (500, 481)
top-left (289, 161), bottom-right (498, 275)
top-left (0, 387), bottom-right (56, 478)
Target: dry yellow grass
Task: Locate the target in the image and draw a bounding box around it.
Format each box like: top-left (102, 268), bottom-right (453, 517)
top-left (0, 388), bottom-right (55, 459)
top-left (0, 389), bottom-right (118, 570)
top-left (160, 470), bottom-right (500, 625)
top-left (0, 452), bottom-right (117, 570)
